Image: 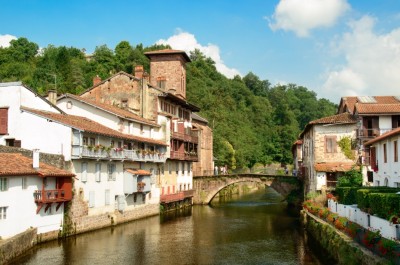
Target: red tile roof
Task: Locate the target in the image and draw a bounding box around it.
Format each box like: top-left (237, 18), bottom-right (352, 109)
top-left (21, 107), bottom-right (167, 146)
top-left (355, 104), bottom-right (400, 114)
top-left (339, 96), bottom-right (400, 114)
top-left (314, 162), bottom-right (357, 172)
top-left (125, 168), bottom-right (151, 176)
top-left (144, 49), bottom-right (191, 62)
top-left (60, 93), bottom-right (159, 127)
top-left (309, 113), bottom-right (357, 125)
top-left (364, 127), bottom-right (400, 146)
top-left (0, 153), bottom-right (74, 177)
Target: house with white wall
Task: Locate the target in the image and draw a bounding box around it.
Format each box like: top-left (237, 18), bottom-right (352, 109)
top-left (0, 152), bottom-right (74, 239)
top-left (299, 113), bottom-right (358, 193)
top-left (20, 107), bottom-right (167, 214)
top-left (0, 82), bottom-right (70, 158)
top-left (337, 96), bottom-right (400, 183)
top-left (364, 127), bottom-right (400, 187)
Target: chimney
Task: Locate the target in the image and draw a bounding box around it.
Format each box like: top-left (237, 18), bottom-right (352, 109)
top-left (33, 149), bottom-right (40, 169)
top-left (47, 89), bottom-right (57, 105)
top-left (93, 75), bottom-right (101, 86)
top-left (134, 65), bottom-right (144, 79)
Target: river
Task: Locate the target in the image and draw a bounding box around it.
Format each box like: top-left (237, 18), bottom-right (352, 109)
top-left (11, 187), bottom-right (334, 265)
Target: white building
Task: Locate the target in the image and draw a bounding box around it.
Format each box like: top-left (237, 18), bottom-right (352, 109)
top-left (0, 82), bottom-right (70, 159)
top-left (365, 127), bottom-right (400, 187)
top-left (0, 152), bottom-right (74, 239)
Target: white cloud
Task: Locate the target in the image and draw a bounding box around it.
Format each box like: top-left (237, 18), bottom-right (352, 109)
top-left (322, 15), bottom-right (400, 100)
top-left (0, 34), bottom-right (17, 48)
top-left (156, 31), bottom-right (241, 78)
top-left (269, 0), bottom-right (350, 37)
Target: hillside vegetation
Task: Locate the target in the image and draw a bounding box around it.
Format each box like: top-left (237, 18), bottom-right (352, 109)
top-left (0, 37), bottom-right (337, 169)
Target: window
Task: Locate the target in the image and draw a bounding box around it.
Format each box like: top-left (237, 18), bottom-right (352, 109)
top-left (395, 141), bottom-right (398, 162)
top-left (89, 191), bottom-right (95, 208)
top-left (121, 99), bottom-right (128, 108)
top-left (105, 190), bottom-right (110, 205)
top-left (0, 108), bottom-right (8, 135)
top-left (22, 177), bottom-right (28, 190)
top-left (384, 143), bottom-right (387, 163)
top-left (89, 137), bottom-right (95, 146)
top-left (157, 76), bottom-right (166, 89)
top-left (83, 137), bottom-right (88, 146)
top-left (81, 162), bottom-right (88, 182)
top-left (95, 163), bottom-right (101, 182)
top-left (0, 207), bottom-right (7, 220)
top-left (5, 139), bottom-right (21, 147)
top-left (168, 162), bottom-right (171, 174)
top-left (108, 163), bottom-right (116, 181)
top-left (325, 136), bottom-right (337, 153)
top-left (175, 162), bottom-right (179, 174)
top-left (0, 178), bottom-right (8, 191)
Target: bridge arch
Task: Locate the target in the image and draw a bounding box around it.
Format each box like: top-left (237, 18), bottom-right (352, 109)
top-left (192, 174), bottom-right (301, 205)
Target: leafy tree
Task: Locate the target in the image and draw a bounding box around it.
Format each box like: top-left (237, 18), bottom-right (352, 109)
top-left (337, 169), bottom-right (363, 187)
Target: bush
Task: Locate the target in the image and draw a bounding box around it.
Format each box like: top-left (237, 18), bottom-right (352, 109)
top-left (336, 187), bottom-right (359, 205)
top-left (337, 169), bottom-right (362, 187)
top-left (368, 193), bottom-right (400, 219)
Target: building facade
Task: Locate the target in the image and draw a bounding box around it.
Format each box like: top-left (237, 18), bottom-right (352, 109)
top-left (299, 113), bottom-right (358, 193)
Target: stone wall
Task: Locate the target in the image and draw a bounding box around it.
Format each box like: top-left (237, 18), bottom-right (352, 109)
top-left (0, 145), bottom-right (70, 169)
top-left (0, 228), bottom-right (37, 264)
top-left (192, 121), bottom-right (213, 176)
top-left (63, 191), bottom-right (159, 236)
top-left (301, 210), bottom-right (387, 265)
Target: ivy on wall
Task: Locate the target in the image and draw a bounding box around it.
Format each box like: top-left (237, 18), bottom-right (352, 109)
top-left (337, 136), bottom-right (355, 160)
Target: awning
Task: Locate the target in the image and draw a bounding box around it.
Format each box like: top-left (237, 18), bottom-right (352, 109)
top-left (125, 168), bottom-right (151, 176)
top-left (314, 162), bottom-right (358, 172)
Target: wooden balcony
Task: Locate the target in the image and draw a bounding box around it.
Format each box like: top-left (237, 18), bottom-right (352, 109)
top-left (171, 130), bottom-right (198, 143)
top-left (34, 189), bottom-right (71, 203)
top-left (160, 189), bottom-right (195, 204)
top-left (170, 151), bottom-right (198, 161)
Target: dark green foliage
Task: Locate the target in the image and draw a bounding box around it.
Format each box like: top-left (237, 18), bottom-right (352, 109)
top-left (0, 37), bottom-right (337, 170)
top-left (337, 169), bottom-right (363, 187)
top-left (369, 193), bottom-right (400, 220)
top-left (335, 187), bottom-right (359, 205)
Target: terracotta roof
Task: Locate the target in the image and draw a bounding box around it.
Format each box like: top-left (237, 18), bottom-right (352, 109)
top-left (21, 107), bottom-right (167, 146)
top-left (0, 153), bottom-right (74, 177)
top-left (309, 113), bottom-right (357, 125)
top-left (314, 162), bottom-right (357, 172)
top-left (364, 127), bottom-right (400, 146)
top-left (125, 168), bottom-right (151, 176)
top-left (339, 96), bottom-right (400, 114)
top-left (144, 49), bottom-right (191, 62)
top-left (355, 104), bottom-right (400, 114)
top-left (299, 113), bottom-right (357, 139)
top-left (60, 93), bottom-right (159, 127)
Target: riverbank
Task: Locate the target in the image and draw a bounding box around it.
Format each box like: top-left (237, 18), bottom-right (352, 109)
top-left (301, 210), bottom-right (390, 265)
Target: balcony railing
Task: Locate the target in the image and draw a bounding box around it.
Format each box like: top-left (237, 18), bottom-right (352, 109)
top-left (357, 128), bottom-right (395, 140)
top-left (34, 189), bottom-right (71, 203)
top-left (170, 151), bottom-right (198, 161)
top-left (73, 146), bottom-right (167, 163)
top-left (160, 189), bottom-right (194, 203)
top-left (171, 130), bottom-right (198, 143)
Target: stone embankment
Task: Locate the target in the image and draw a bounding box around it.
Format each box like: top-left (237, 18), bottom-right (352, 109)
top-left (301, 210), bottom-right (389, 265)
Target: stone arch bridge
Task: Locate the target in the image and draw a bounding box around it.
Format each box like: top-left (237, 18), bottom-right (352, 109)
top-left (192, 174), bottom-right (301, 205)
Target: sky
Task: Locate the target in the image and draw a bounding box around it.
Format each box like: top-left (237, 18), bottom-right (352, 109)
top-left (1, 0), bottom-right (400, 104)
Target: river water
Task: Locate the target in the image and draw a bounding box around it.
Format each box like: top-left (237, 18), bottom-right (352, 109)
top-left (11, 187), bottom-right (333, 265)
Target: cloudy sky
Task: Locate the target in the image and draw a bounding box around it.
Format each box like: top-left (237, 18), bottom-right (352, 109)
top-left (1, 0), bottom-right (400, 103)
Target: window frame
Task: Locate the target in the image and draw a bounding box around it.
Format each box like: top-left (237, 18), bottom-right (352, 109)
top-left (325, 136), bottom-right (337, 153)
top-left (0, 178), bottom-right (8, 191)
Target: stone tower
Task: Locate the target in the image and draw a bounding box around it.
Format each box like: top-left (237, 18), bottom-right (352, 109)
top-left (144, 49), bottom-right (191, 99)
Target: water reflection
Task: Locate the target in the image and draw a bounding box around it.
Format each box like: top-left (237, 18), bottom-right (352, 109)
top-left (12, 187), bottom-right (332, 265)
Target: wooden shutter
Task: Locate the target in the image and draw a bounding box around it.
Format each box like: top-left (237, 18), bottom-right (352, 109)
top-left (370, 147), bottom-right (377, 171)
top-left (0, 108), bottom-right (8, 135)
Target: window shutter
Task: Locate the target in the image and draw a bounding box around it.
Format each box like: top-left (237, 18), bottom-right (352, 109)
top-left (95, 163), bottom-right (101, 182)
top-left (81, 162), bottom-right (88, 182)
top-left (0, 108), bottom-right (8, 135)
top-left (105, 189), bottom-right (110, 205)
top-left (89, 191), bottom-right (95, 207)
top-left (14, 140), bottom-right (21, 147)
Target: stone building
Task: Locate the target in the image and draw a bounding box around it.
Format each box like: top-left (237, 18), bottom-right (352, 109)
top-left (299, 113), bottom-right (358, 193)
top-left (192, 113), bottom-right (214, 176)
top-left (79, 49), bottom-right (212, 205)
